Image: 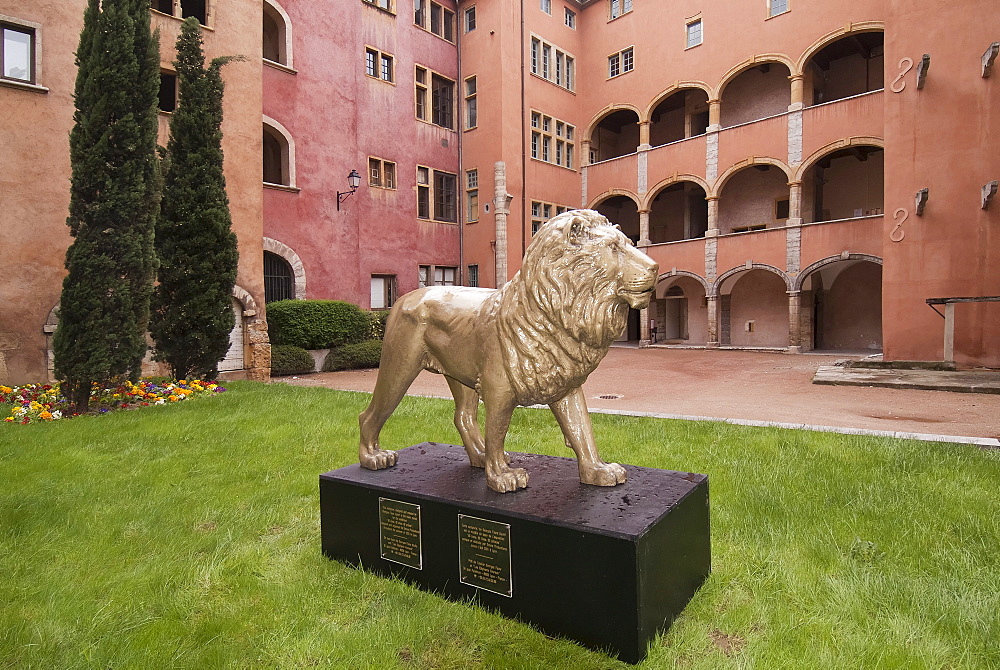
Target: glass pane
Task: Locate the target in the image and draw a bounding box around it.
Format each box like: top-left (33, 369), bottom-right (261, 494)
top-left (3, 28), bottom-right (31, 81)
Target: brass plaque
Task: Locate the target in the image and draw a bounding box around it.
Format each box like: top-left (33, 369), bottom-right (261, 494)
top-left (379, 498), bottom-right (422, 569)
top-left (458, 514), bottom-right (512, 597)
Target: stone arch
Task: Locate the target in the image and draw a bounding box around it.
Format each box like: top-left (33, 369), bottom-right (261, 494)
top-left (713, 157), bottom-right (791, 196)
top-left (263, 237), bottom-right (306, 299)
top-left (263, 0), bottom-right (294, 68)
top-left (793, 137), bottom-right (885, 181)
top-left (658, 269), bottom-right (710, 294)
top-left (794, 253), bottom-right (883, 291)
top-left (714, 53), bottom-right (798, 98)
top-left (231, 284), bottom-right (259, 316)
top-left (584, 103), bottom-right (643, 140)
top-left (585, 105), bottom-right (643, 162)
top-left (263, 114), bottom-right (296, 187)
top-left (588, 188), bottom-right (641, 210)
top-left (713, 263), bottom-right (792, 295)
top-left (643, 81), bottom-right (713, 122)
top-left (796, 22), bottom-right (885, 74)
top-left (642, 174), bottom-right (711, 210)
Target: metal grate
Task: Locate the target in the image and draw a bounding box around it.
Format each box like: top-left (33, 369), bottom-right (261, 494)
top-left (597, 394), bottom-right (623, 400)
top-left (264, 251), bottom-right (294, 303)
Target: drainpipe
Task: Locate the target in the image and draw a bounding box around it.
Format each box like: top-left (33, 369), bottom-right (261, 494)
top-left (519, 0), bottom-right (527, 260)
top-left (457, 4), bottom-right (464, 285)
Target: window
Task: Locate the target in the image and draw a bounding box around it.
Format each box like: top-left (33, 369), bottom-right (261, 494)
top-left (608, 47), bottom-right (633, 78)
top-left (775, 198), bottom-right (790, 220)
top-left (431, 73), bottom-right (454, 129)
top-left (362, 0), bottom-right (393, 12)
top-left (464, 6), bottom-right (476, 32)
top-left (262, 1), bottom-right (290, 67)
top-left (416, 0), bottom-right (455, 42)
top-left (419, 265), bottom-right (457, 286)
top-left (528, 36), bottom-right (575, 91)
top-left (415, 66), bottom-right (428, 120)
top-left (768, 0), bottom-right (788, 17)
top-left (731, 224), bottom-right (766, 233)
top-left (262, 122), bottom-right (291, 186)
top-left (531, 201), bottom-right (571, 235)
top-left (371, 275), bottom-right (396, 309)
top-left (466, 169), bottom-right (479, 222)
top-left (417, 166), bottom-right (457, 222)
top-left (434, 171), bottom-right (457, 222)
top-left (464, 76), bottom-right (477, 129)
top-left (369, 157), bottom-right (396, 189)
top-left (153, 0), bottom-right (209, 25)
top-left (2, 23), bottom-right (34, 84)
top-left (686, 19), bottom-right (702, 48)
top-left (263, 251), bottom-right (294, 303)
top-left (417, 166), bottom-right (430, 219)
top-left (365, 47), bottom-right (393, 82)
top-left (564, 8), bottom-right (576, 28)
top-left (540, 0), bottom-right (551, 14)
top-left (609, 0), bottom-right (632, 19)
top-left (530, 111), bottom-right (575, 169)
top-left (158, 72), bottom-right (177, 112)
top-left (467, 264), bottom-right (479, 287)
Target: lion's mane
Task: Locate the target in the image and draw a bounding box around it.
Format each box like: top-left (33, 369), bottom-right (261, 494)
top-left (493, 211), bottom-right (631, 405)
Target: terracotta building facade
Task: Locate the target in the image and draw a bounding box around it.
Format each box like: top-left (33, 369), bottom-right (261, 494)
top-left (0, 0), bottom-right (997, 385)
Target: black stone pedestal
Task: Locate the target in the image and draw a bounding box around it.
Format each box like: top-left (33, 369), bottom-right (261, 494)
top-left (319, 443), bottom-right (710, 664)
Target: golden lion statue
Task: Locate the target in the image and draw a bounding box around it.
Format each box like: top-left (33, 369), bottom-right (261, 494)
top-left (358, 209), bottom-right (659, 493)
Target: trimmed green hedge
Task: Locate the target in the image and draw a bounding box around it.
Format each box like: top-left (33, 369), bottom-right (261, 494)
top-left (322, 339), bottom-right (383, 372)
top-left (267, 300), bottom-right (369, 350)
top-left (270, 344), bottom-right (315, 376)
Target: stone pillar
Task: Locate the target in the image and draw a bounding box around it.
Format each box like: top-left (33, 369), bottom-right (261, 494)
top-left (706, 196), bottom-right (720, 233)
top-left (788, 181), bottom-right (803, 223)
top-left (788, 74), bottom-right (804, 109)
top-left (494, 161), bottom-right (509, 284)
top-left (639, 307), bottom-right (651, 347)
top-left (706, 294), bottom-right (720, 348)
top-left (638, 209), bottom-right (651, 247)
top-left (787, 290), bottom-right (802, 354)
top-left (245, 319), bottom-right (272, 381)
top-left (638, 121), bottom-right (651, 150)
top-left (580, 139), bottom-right (591, 166)
top-left (708, 99), bottom-right (721, 129)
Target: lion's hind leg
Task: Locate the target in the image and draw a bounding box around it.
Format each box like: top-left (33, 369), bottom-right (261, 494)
top-left (446, 377), bottom-right (488, 468)
top-left (358, 328), bottom-right (427, 470)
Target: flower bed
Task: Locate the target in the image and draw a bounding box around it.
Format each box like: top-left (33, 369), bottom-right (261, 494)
top-left (0, 379), bottom-right (225, 425)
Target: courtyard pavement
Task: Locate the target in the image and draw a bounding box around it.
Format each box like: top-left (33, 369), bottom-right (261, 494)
top-left (279, 347), bottom-right (1000, 448)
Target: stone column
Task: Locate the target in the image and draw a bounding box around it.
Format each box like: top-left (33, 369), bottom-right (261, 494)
top-left (706, 294), bottom-right (720, 348)
top-left (706, 196), bottom-right (720, 233)
top-left (708, 99), bottom-right (721, 129)
top-left (788, 74), bottom-right (804, 109)
top-left (638, 209), bottom-right (651, 247)
top-left (580, 139), bottom-right (591, 166)
top-left (639, 307), bottom-right (651, 347)
top-left (494, 161), bottom-right (509, 285)
top-left (787, 181), bottom-right (803, 224)
top-left (787, 290), bottom-right (802, 353)
top-left (638, 121), bottom-right (651, 150)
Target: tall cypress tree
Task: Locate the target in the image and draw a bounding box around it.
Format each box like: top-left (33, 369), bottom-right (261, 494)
top-left (54, 0), bottom-right (160, 413)
top-left (150, 18), bottom-right (240, 380)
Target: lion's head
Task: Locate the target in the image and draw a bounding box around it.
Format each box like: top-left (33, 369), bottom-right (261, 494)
top-left (495, 210), bottom-right (658, 403)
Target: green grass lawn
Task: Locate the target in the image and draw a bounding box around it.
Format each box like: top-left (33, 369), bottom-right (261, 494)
top-left (2, 381), bottom-right (998, 669)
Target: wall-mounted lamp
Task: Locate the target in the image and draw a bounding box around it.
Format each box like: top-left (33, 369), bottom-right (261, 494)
top-left (337, 169), bottom-right (362, 210)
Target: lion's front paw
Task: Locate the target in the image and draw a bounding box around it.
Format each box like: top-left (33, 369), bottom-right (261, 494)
top-left (359, 447), bottom-right (398, 470)
top-left (580, 462), bottom-right (627, 486)
top-left (486, 465), bottom-right (529, 493)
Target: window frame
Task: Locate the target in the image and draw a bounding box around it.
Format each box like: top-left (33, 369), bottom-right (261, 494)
top-left (564, 7), bottom-right (576, 28)
top-left (370, 275), bottom-right (397, 310)
top-left (608, 46), bottom-right (634, 78)
top-left (685, 18), bottom-right (703, 49)
top-left (430, 71), bottom-right (455, 130)
top-left (527, 34), bottom-right (575, 92)
top-left (767, 0), bottom-right (789, 18)
top-left (415, 0), bottom-right (455, 42)
top-left (416, 166), bottom-right (458, 223)
top-left (540, 0), bottom-right (552, 14)
top-left (1, 19), bottom-right (40, 88)
top-left (361, 0), bottom-right (395, 14)
top-left (467, 264), bottom-right (479, 287)
top-left (531, 201), bottom-right (571, 235)
top-left (464, 75), bottom-right (477, 130)
top-left (368, 156), bottom-right (397, 190)
top-left (464, 5), bottom-right (476, 32)
top-left (151, 0), bottom-right (212, 27)
top-left (466, 168), bottom-right (479, 222)
top-left (364, 46), bottom-right (394, 83)
top-left (529, 110), bottom-right (575, 170)
top-left (609, 0), bottom-right (632, 20)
